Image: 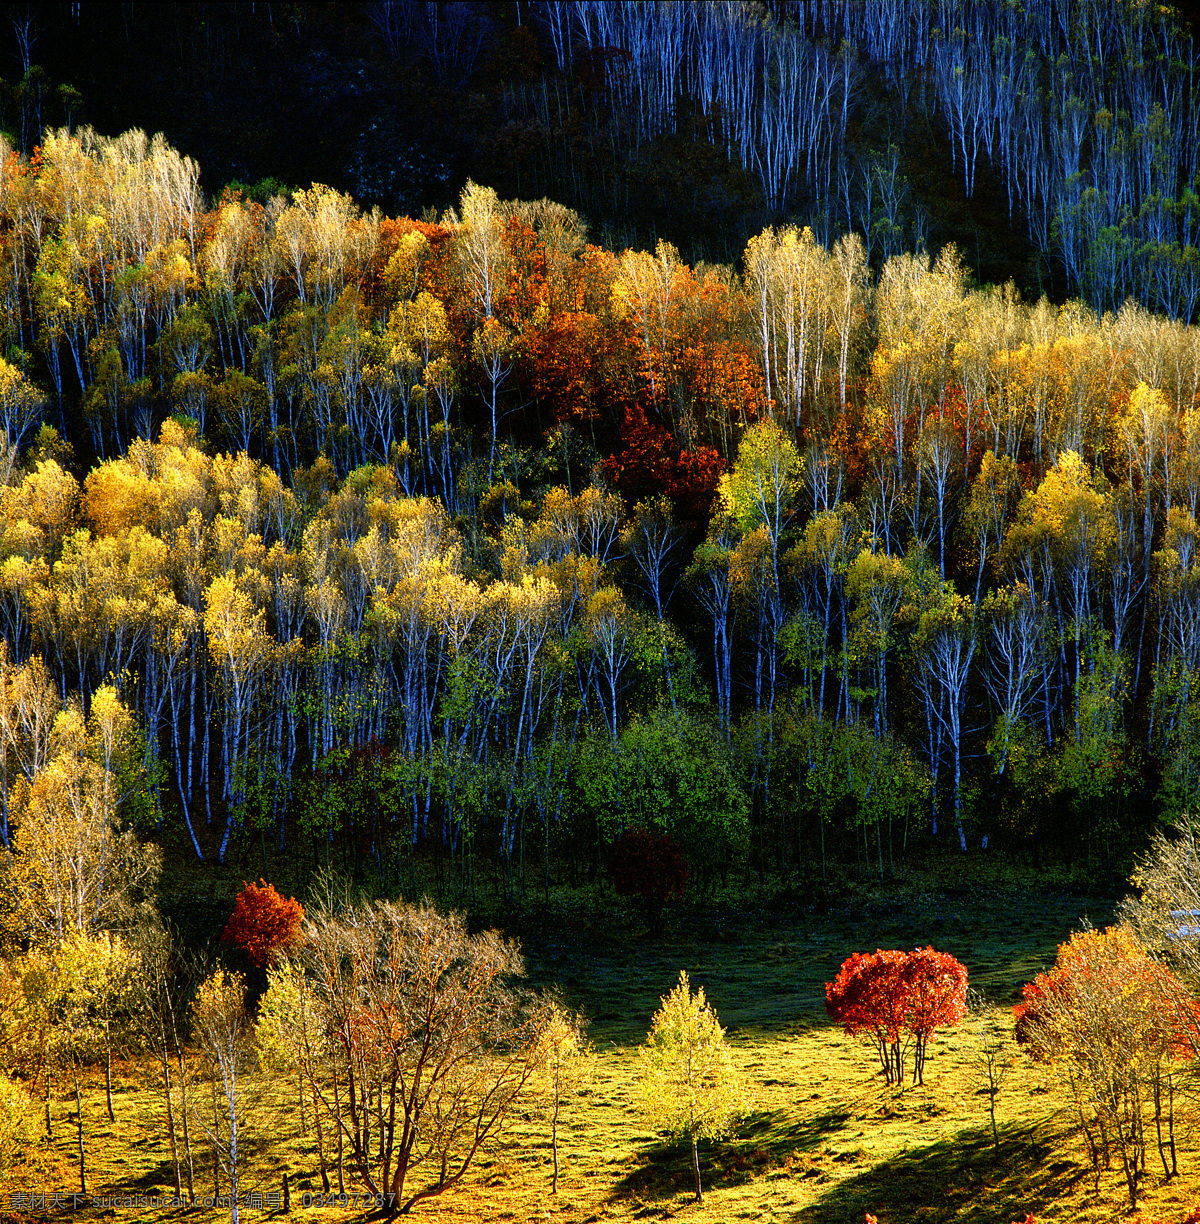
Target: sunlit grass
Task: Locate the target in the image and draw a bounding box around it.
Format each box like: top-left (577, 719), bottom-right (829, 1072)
top-left (9, 865), bottom-right (1200, 1222)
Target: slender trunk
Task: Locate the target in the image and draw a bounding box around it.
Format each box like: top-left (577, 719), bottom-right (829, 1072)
top-left (177, 1048), bottom-right (195, 1202)
top-left (73, 1061), bottom-right (86, 1194)
top-left (211, 1075), bottom-right (221, 1198)
top-left (105, 1037), bottom-right (114, 1122)
top-left (162, 1055), bottom-right (182, 1198)
top-left (313, 1078), bottom-right (331, 1194)
top-left (1168, 1071), bottom-right (1177, 1176)
top-left (1155, 1069), bottom-right (1169, 1178)
top-left (333, 1069), bottom-right (346, 1194)
top-left (691, 1135), bottom-right (702, 1202)
top-left (551, 1091), bottom-right (560, 1194)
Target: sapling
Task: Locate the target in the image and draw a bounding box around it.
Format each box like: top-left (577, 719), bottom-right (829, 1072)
top-left (969, 993), bottom-right (1012, 1159)
top-left (535, 1002), bottom-right (594, 1193)
top-left (636, 970), bottom-right (746, 1202)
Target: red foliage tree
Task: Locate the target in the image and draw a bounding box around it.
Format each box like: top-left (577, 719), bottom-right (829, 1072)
top-left (603, 404), bottom-right (723, 526)
top-left (825, 950), bottom-right (911, 1085)
top-left (901, 946), bottom-right (969, 1083)
top-left (826, 947), bottom-right (968, 1086)
top-left (222, 879), bottom-right (305, 968)
top-left (606, 827), bottom-right (689, 933)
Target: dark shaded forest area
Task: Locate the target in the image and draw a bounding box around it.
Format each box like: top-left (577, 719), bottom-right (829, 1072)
top-left (9, 1), bottom-right (1200, 303)
top-left (1, 2), bottom-right (1200, 924)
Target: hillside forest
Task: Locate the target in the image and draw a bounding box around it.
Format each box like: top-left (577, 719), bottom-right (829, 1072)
top-left (7, 5), bottom-right (1200, 1222)
top-left (0, 117), bottom-right (1197, 908)
top-left (9, 1), bottom-right (1200, 309)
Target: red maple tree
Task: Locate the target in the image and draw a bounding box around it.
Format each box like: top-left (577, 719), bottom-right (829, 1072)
top-left (826, 947), bottom-right (968, 1085)
top-left (607, 827), bottom-right (689, 933)
top-left (603, 403), bottom-right (723, 525)
top-left (901, 946), bottom-right (969, 1083)
top-left (222, 879), bottom-right (305, 968)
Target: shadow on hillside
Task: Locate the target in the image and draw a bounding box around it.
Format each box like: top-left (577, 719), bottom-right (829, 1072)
top-left (792, 1122), bottom-right (1084, 1224)
top-left (610, 1119), bottom-right (1086, 1223)
top-left (609, 1106), bottom-right (855, 1203)
top-left (110, 1156), bottom-right (184, 1197)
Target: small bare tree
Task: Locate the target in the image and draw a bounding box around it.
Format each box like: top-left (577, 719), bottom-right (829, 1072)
top-left (130, 922), bottom-right (195, 1203)
top-left (191, 971), bottom-right (248, 1224)
top-left (967, 992), bottom-right (1012, 1160)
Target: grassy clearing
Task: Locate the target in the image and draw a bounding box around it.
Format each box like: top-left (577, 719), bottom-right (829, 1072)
top-left (7, 863), bottom-right (1200, 1223)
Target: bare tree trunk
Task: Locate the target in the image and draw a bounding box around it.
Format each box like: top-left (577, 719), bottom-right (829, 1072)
top-left (177, 1048), bottom-right (195, 1202)
top-left (73, 1061), bottom-right (86, 1194)
top-left (162, 1055), bottom-right (182, 1199)
top-left (105, 1039), bottom-right (115, 1122)
top-left (210, 1075), bottom-right (222, 1198)
top-left (550, 1093), bottom-right (560, 1194)
top-left (312, 1078), bottom-right (331, 1194)
top-left (333, 1069), bottom-right (346, 1194)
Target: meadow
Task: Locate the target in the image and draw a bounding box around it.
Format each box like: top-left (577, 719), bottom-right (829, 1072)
top-left (9, 862), bottom-right (1200, 1224)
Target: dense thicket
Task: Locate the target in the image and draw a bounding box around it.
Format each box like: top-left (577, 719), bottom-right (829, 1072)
top-left (3, 124), bottom-right (1200, 903)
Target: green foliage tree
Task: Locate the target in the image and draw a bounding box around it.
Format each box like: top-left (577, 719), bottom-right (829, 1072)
top-left (719, 420), bottom-right (802, 561)
top-left (576, 709), bottom-right (749, 886)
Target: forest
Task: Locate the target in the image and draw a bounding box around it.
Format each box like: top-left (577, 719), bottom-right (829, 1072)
top-left (0, 127), bottom-right (1197, 892)
top-left (5, 2), bottom-right (1200, 1221)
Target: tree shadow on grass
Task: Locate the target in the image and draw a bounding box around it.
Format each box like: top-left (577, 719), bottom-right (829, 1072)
top-left (609, 1119), bottom-right (1086, 1223)
top-left (609, 1107), bottom-right (855, 1205)
top-left (108, 1156), bottom-right (185, 1196)
top-left (791, 1122), bottom-right (1085, 1224)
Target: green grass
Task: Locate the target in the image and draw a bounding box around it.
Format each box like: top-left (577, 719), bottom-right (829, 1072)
top-left (9, 862), bottom-right (1200, 1223)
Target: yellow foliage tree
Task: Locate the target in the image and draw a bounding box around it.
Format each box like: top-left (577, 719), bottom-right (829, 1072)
top-left (534, 1002), bottom-right (594, 1194)
top-left (636, 970), bottom-right (745, 1202)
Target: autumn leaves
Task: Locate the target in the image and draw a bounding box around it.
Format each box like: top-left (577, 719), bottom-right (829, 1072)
top-left (825, 947), bottom-right (969, 1088)
top-left (8, 124), bottom-right (1200, 882)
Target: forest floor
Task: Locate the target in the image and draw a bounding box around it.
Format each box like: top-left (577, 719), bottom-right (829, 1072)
top-left (8, 861), bottom-right (1200, 1224)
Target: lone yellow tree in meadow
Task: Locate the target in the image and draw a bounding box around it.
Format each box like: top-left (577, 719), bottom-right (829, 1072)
top-left (636, 970), bottom-right (745, 1203)
top-left (535, 1002), bottom-right (594, 1194)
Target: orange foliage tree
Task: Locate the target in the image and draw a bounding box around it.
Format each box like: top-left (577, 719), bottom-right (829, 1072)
top-left (221, 879), bottom-right (304, 968)
top-left (1015, 926), bottom-right (1199, 1205)
top-left (826, 947), bottom-right (967, 1086)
